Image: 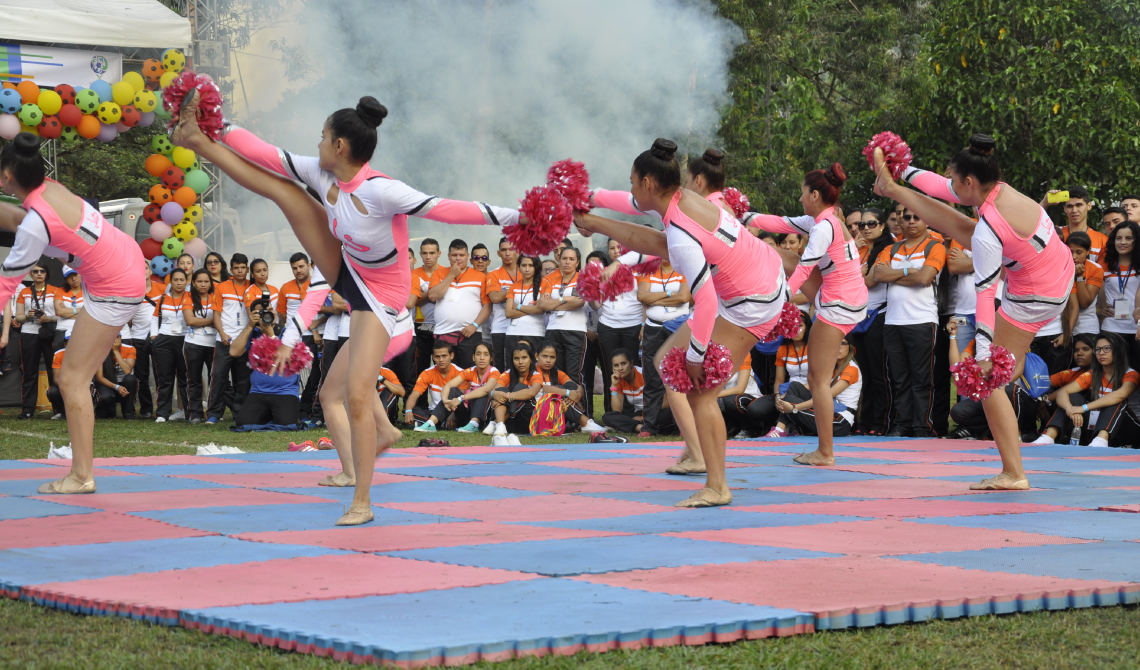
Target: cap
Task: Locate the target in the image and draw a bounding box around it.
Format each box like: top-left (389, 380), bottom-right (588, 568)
top-left (62, 265), bottom-right (77, 277)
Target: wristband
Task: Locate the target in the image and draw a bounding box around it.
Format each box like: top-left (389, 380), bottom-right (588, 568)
top-left (903, 267), bottom-right (909, 276)
top-left (949, 336), bottom-right (956, 340)
top-left (611, 392), bottom-right (621, 396)
top-left (609, 386), bottom-right (621, 392)
top-left (1082, 404), bottom-right (1089, 412)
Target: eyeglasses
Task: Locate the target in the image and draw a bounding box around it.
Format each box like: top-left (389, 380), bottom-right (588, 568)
top-left (206, 259), bottom-right (220, 265)
top-left (471, 255), bottom-right (489, 262)
top-left (857, 221), bottom-right (880, 229)
top-left (902, 214), bottom-right (920, 222)
top-left (1096, 345), bottom-right (1113, 354)
top-left (30, 269), bottom-right (45, 274)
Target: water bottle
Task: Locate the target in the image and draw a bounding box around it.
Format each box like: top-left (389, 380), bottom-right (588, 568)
top-left (1069, 427), bottom-right (1081, 446)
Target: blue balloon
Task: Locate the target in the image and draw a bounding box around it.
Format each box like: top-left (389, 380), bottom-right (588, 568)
top-left (89, 80), bottom-right (113, 104)
top-left (0, 89), bottom-right (19, 114)
top-left (149, 255), bottom-right (174, 277)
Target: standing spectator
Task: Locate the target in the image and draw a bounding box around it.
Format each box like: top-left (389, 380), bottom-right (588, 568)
top-left (596, 248), bottom-right (644, 414)
top-left (504, 256), bottom-right (546, 358)
top-left (313, 290), bottom-right (348, 424)
top-left (203, 251), bottom-right (229, 284)
top-left (581, 251), bottom-right (608, 418)
top-left (483, 237), bottom-right (519, 372)
top-left (409, 238), bottom-right (447, 375)
top-left (947, 237), bottom-right (977, 352)
top-left (91, 331), bottom-right (137, 419)
top-left (182, 268), bottom-right (216, 424)
top-left (53, 266), bottom-right (83, 351)
top-left (888, 203), bottom-right (905, 239)
top-left (388, 248), bottom-right (421, 409)
top-left (207, 253), bottom-right (251, 424)
top-left (1046, 186), bottom-right (1107, 262)
top-left (1, 298), bottom-right (11, 380)
top-left (129, 260), bottom-right (164, 419)
top-left (404, 340), bottom-right (461, 430)
top-left (1067, 232), bottom-right (1104, 339)
top-left (277, 253), bottom-right (322, 419)
top-left (1100, 221), bottom-right (1140, 364)
top-left (538, 247), bottom-right (587, 392)
top-left (229, 299), bottom-right (303, 429)
top-left (470, 243), bottom-right (491, 273)
top-left (164, 254), bottom-right (195, 288)
top-left (1121, 195), bottom-right (1140, 224)
top-left (151, 268), bottom-right (189, 422)
top-left (14, 262), bottom-right (60, 419)
top-left (931, 234), bottom-right (957, 436)
top-left (1102, 206), bottom-right (1127, 241)
top-left (429, 239), bottom-right (490, 368)
top-left (637, 258), bottom-right (690, 437)
top-left (243, 258), bottom-right (279, 312)
top-left (853, 208), bottom-right (891, 433)
top-left (872, 207), bottom-right (945, 437)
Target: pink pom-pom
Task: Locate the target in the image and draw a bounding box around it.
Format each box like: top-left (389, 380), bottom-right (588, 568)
top-left (863, 131), bottom-right (913, 181)
top-left (760, 302), bottom-right (804, 343)
top-left (284, 338), bottom-right (315, 375)
top-left (578, 262), bottom-right (635, 302)
top-left (506, 185), bottom-right (572, 256)
top-left (951, 346), bottom-right (1017, 401)
top-left (618, 244), bottom-right (663, 274)
top-left (659, 343), bottom-right (737, 393)
top-left (162, 71), bottom-right (225, 140)
top-left (722, 187), bottom-right (750, 219)
top-left (987, 345), bottom-right (1017, 390)
top-left (546, 159), bottom-right (592, 213)
top-left (247, 335), bottom-right (315, 376)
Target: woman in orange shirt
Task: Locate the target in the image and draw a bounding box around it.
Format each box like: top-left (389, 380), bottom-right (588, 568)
top-left (489, 341), bottom-right (543, 445)
top-left (440, 341), bottom-right (500, 433)
top-left (13, 262), bottom-right (61, 418)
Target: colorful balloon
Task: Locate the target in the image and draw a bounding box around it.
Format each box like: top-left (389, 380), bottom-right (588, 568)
top-left (159, 71), bottom-right (178, 90)
top-left (184, 204), bottom-right (204, 224)
top-left (161, 166), bottom-right (185, 190)
top-left (161, 49), bottom-right (186, 74)
top-left (76, 114), bottom-right (101, 139)
top-left (89, 80), bottom-right (113, 103)
top-left (36, 90), bottom-right (62, 116)
top-left (74, 89), bottom-right (100, 114)
top-left (59, 125), bottom-right (79, 142)
top-left (152, 135), bottom-right (173, 155)
top-left (149, 221), bottom-right (173, 242)
top-left (96, 101), bottom-right (121, 125)
top-left (17, 103), bottom-right (42, 126)
top-left (37, 115), bottom-right (62, 139)
top-left (145, 154), bottom-right (173, 178)
top-left (142, 59), bottom-right (165, 80)
top-left (0, 88), bottom-right (20, 114)
top-left (173, 222), bottom-right (198, 242)
top-left (57, 104), bottom-right (82, 127)
top-left (150, 255), bottom-right (174, 277)
top-left (140, 237), bottom-right (163, 260)
top-left (184, 237), bottom-right (208, 260)
top-left (170, 146), bottom-right (196, 170)
top-left (148, 184), bottom-right (173, 205)
top-left (121, 72), bottom-right (146, 94)
top-left (19, 123), bottom-right (39, 136)
top-left (183, 169), bottom-right (210, 194)
top-left (143, 203), bottom-right (163, 224)
top-left (53, 84), bottom-right (76, 105)
top-left (162, 236), bottom-right (184, 259)
top-left (111, 81), bottom-right (134, 107)
top-left (138, 111), bottom-right (155, 127)
top-left (160, 202), bottom-right (185, 225)
top-left (119, 104), bottom-right (141, 128)
top-left (173, 186), bottom-right (197, 209)
top-left (0, 114), bottom-right (19, 140)
top-left (133, 89), bottom-right (157, 113)
top-left (96, 122), bottom-right (117, 143)
top-left (15, 81), bottom-right (39, 104)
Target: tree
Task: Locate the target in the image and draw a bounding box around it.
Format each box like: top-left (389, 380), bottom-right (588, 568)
top-left (55, 124), bottom-right (166, 202)
top-left (916, 0), bottom-right (1140, 207)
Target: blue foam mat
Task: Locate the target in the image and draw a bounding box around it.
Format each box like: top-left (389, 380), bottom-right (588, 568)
top-left (910, 510), bottom-right (1140, 541)
top-left (1021, 444), bottom-right (1130, 458)
top-left (712, 466), bottom-right (892, 488)
top-left (1019, 458), bottom-right (1140, 473)
top-left (727, 456), bottom-right (898, 466)
top-left (930, 489), bottom-right (1140, 508)
top-left (934, 473), bottom-right (1140, 489)
top-left (894, 541), bottom-right (1140, 583)
top-left (183, 579), bottom-right (813, 664)
top-left (0, 536), bottom-right (347, 589)
top-left (0, 497), bottom-right (98, 520)
top-left (577, 489), bottom-right (863, 506)
top-left (376, 463), bottom-right (602, 479)
top-left (262, 480), bottom-right (547, 503)
top-left (107, 462), bottom-right (330, 475)
top-left (385, 535), bottom-right (834, 576)
top-left (510, 510), bottom-right (868, 534)
top-left (0, 461), bottom-right (54, 469)
top-left (0, 475), bottom-right (230, 497)
top-left (424, 450), bottom-right (639, 463)
top-left (134, 503), bottom-right (474, 534)
top-left (211, 451), bottom-right (341, 462)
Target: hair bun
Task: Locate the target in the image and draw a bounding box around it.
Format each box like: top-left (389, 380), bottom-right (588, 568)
top-left (701, 148), bottom-right (724, 165)
top-left (968, 133), bottom-right (996, 156)
top-left (824, 162), bottom-right (847, 188)
top-left (355, 96), bottom-right (388, 128)
top-left (13, 132), bottom-right (40, 157)
top-left (650, 138), bottom-right (678, 161)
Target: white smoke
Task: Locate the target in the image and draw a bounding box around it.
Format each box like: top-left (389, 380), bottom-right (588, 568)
top-left (232, 0), bottom-right (742, 261)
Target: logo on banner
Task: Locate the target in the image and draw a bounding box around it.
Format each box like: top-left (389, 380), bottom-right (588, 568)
top-left (90, 56), bottom-right (108, 77)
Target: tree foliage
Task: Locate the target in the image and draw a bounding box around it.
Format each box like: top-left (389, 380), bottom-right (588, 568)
top-left (55, 124), bottom-right (166, 202)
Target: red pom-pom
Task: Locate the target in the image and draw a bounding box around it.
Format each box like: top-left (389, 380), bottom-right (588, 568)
top-left (247, 335), bottom-right (315, 376)
top-left (760, 302), bottom-right (804, 343)
top-left (987, 345), bottom-right (1016, 390)
top-left (546, 159), bottom-right (591, 213)
top-left (722, 187), bottom-right (750, 219)
top-left (863, 131), bottom-right (913, 181)
top-left (950, 346), bottom-right (1016, 401)
top-left (284, 337), bottom-right (315, 375)
top-left (578, 262), bottom-right (635, 302)
top-left (505, 185), bottom-right (572, 256)
top-left (659, 343), bottom-right (737, 393)
top-left (617, 244), bottom-right (663, 274)
top-left (162, 71), bottom-right (224, 141)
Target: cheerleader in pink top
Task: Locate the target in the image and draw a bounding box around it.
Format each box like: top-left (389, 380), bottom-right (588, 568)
top-left (577, 139), bottom-right (790, 508)
top-left (172, 93), bottom-right (517, 525)
top-left (872, 133), bottom-right (1074, 490)
top-left (0, 133), bottom-right (146, 495)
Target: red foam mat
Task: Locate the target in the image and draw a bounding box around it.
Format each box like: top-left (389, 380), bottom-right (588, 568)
top-left (832, 450), bottom-right (1000, 463)
top-left (1099, 505), bottom-right (1140, 513)
top-left (24, 554), bottom-right (540, 621)
top-left (830, 463), bottom-right (1045, 478)
top-left (761, 478), bottom-right (996, 499)
top-left (734, 499), bottom-right (1078, 518)
top-left (455, 474), bottom-right (701, 494)
top-left (669, 519), bottom-right (1091, 555)
top-left (23, 456), bottom-right (237, 466)
top-left (1084, 468), bottom-right (1140, 478)
top-left (383, 493), bottom-right (673, 523)
top-left (0, 511), bottom-right (213, 550)
top-left (0, 467), bottom-right (140, 481)
top-left (28, 488), bottom-right (335, 513)
top-left (237, 521), bottom-right (631, 553)
top-left (376, 456), bottom-right (501, 468)
top-left (170, 471), bottom-right (427, 488)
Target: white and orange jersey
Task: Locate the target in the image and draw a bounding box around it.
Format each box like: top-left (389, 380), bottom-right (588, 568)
top-left (724, 353), bottom-right (760, 396)
top-left (638, 268), bottom-right (688, 326)
top-left (211, 278), bottom-right (251, 340)
top-left (277, 278), bottom-right (310, 336)
top-left (506, 280), bottom-right (545, 337)
top-left (432, 267), bottom-right (487, 336)
top-left (410, 264), bottom-right (449, 326)
top-left (151, 291), bottom-right (190, 337)
top-left (776, 341), bottom-right (809, 386)
top-left (541, 271), bottom-right (588, 332)
top-left (16, 284), bottom-right (61, 335)
top-left (242, 283), bottom-right (279, 312)
top-left (413, 364), bottom-right (462, 409)
top-left (484, 265), bottom-right (520, 334)
top-left (615, 366), bottom-right (645, 412)
top-left (876, 235), bottom-right (946, 326)
top-left (55, 287), bottom-right (83, 339)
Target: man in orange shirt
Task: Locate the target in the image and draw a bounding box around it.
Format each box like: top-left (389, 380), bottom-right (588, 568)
top-left (403, 340), bottom-right (461, 430)
top-left (427, 240), bottom-right (490, 369)
top-left (482, 237), bottom-right (519, 372)
top-left (207, 253), bottom-right (251, 423)
top-left (408, 238), bottom-right (448, 377)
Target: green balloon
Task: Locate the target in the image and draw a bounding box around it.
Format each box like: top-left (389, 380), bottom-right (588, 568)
top-left (153, 106), bottom-right (172, 121)
top-left (151, 135), bottom-right (173, 155)
top-left (59, 126), bottom-right (79, 142)
top-left (162, 236), bottom-right (184, 258)
top-left (183, 169), bottom-right (210, 194)
top-left (75, 89), bottom-right (100, 114)
top-left (17, 103), bottom-right (42, 126)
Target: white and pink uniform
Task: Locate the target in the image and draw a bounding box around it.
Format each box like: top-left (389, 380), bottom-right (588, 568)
top-left (592, 189), bottom-right (788, 363)
top-left (0, 181), bottom-right (145, 326)
top-left (220, 126), bottom-right (518, 355)
top-left (903, 167), bottom-right (1074, 359)
top-left (747, 207), bottom-right (868, 333)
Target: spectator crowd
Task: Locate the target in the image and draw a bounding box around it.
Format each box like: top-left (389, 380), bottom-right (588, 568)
top-left (4, 185), bottom-right (1140, 449)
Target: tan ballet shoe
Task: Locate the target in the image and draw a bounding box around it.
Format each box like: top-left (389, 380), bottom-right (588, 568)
top-left (317, 472), bottom-right (355, 487)
top-left (335, 503), bottom-right (375, 526)
top-left (793, 450), bottom-right (835, 466)
top-left (37, 474), bottom-right (96, 494)
top-left (169, 90), bottom-right (206, 149)
top-left (969, 473), bottom-right (1030, 490)
top-left (665, 458), bottom-right (707, 475)
top-left (674, 487), bottom-right (732, 508)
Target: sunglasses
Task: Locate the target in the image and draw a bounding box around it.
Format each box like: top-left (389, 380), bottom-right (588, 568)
top-left (902, 214), bottom-right (920, 222)
top-left (857, 221), bottom-right (880, 229)
top-left (30, 269), bottom-right (45, 274)
top-left (206, 259), bottom-right (221, 265)
top-left (471, 255), bottom-right (490, 262)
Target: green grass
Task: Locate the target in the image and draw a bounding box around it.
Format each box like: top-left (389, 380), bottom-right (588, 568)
top-left (1, 410), bottom-right (1138, 669)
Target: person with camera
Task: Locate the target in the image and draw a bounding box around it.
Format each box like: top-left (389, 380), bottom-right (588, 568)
top-left (14, 262), bottom-right (61, 419)
top-left (230, 295), bottom-right (302, 428)
top-left (91, 330), bottom-right (138, 419)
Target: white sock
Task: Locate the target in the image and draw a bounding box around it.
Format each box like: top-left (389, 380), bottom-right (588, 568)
top-left (470, 419), bottom-right (480, 427)
top-left (1088, 436), bottom-right (1110, 447)
top-left (1031, 434), bottom-right (1054, 445)
top-left (494, 423), bottom-right (507, 434)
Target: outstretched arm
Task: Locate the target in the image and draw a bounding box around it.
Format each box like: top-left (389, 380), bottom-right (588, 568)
top-left (872, 149), bottom-right (978, 247)
top-left (590, 189), bottom-right (660, 220)
top-left (0, 211), bottom-right (49, 310)
top-left (574, 212), bottom-right (669, 260)
top-left (0, 201), bottom-right (26, 233)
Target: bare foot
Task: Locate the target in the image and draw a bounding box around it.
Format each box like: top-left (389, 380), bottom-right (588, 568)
top-left (169, 89), bottom-right (207, 150)
top-left (377, 425), bottom-right (402, 458)
top-left (792, 450), bottom-right (835, 466)
top-left (674, 487), bottom-right (732, 508)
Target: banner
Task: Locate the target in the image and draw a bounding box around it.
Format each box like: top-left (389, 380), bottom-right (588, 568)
top-left (0, 43), bottom-right (123, 89)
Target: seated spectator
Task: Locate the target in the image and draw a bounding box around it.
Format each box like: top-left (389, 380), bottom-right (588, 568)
top-left (946, 320), bottom-right (1038, 440)
top-left (534, 339), bottom-right (607, 433)
top-left (1032, 332), bottom-right (1140, 447)
top-left (718, 352), bottom-right (761, 438)
top-left (92, 331), bottom-right (138, 419)
top-left (376, 366), bottom-right (405, 423)
top-left (489, 341), bottom-right (543, 444)
top-left (602, 348), bottom-right (644, 433)
top-left (230, 295), bottom-right (302, 428)
top-left (746, 314), bottom-right (810, 432)
top-left (753, 336), bottom-right (861, 439)
top-left (440, 342), bottom-right (501, 433)
top-left (404, 340), bottom-right (462, 430)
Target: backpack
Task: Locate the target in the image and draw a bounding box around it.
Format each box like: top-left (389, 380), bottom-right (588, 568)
top-left (1017, 352), bottom-right (1051, 399)
top-left (529, 393), bottom-right (566, 436)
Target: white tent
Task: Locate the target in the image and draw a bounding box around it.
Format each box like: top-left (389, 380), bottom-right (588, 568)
top-left (0, 0), bottom-right (191, 49)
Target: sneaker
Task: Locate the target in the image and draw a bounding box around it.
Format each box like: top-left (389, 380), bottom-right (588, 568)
top-left (16, 413), bottom-right (31, 420)
top-left (205, 417), bottom-right (219, 425)
top-left (51, 413), bottom-right (63, 420)
top-left (317, 437), bottom-right (335, 450)
top-left (457, 421), bottom-right (480, 433)
top-left (189, 417), bottom-right (203, 425)
top-left (582, 419), bottom-right (608, 433)
top-left (493, 423), bottom-right (508, 436)
top-left (289, 440), bottom-right (315, 452)
top-left (506, 434), bottom-right (521, 446)
top-left (170, 409), bottom-right (185, 421)
top-left (491, 434), bottom-right (509, 446)
top-left (589, 432), bottom-right (629, 444)
top-left (947, 427), bottom-right (976, 440)
top-left (414, 421), bottom-right (437, 432)
top-left (416, 438), bottom-right (451, 447)
top-left (139, 412), bottom-right (153, 419)
top-left (764, 427), bottom-right (786, 438)
top-left (637, 431), bottom-right (651, 438)
top-left (46, 442), bottom-right (73, 460)
top-left (1030, 434), bottom-right (1055, 445)
top-left (482, 421), bottom-right (498, 436)
top-left (1089, 436), bottom-right (1110, 448)
top-left (155, 416), bottom-right (167, 423)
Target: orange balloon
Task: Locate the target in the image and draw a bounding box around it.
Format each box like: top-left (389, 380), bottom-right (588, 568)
top-left (2, 82), bottom-right (16, 90)
top-left (15, 81), bottom-right (39, 104)
top-left (148, 184), bottom-right (173, 205)
top-left (145, 154), bottom-right (173, 178)
top-left (76, 114), bottom-right (101, 139)
top-left (172, 186), bottom-right (197, 209)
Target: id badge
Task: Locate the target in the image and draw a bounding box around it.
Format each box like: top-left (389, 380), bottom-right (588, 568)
top-left (448, 293), bottom-right (459, 303)
top-left (664, 306), bottom-right (678, 314)
top-left (171, 321), bottom-right (183, 335)
top-left (1114, 298), bottom-right (1130, 319)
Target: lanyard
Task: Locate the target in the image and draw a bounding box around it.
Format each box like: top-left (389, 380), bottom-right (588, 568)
top-left (658, 269), bottom-right (678, 289)
top-left (1118, 265), bottom-right (1133, 295)
top-left (557, 272), bottom-right (578, 298)
top-left (898, 235), bottom-right (929, 261)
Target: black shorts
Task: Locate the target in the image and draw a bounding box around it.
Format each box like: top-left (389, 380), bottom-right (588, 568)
top-left (331, 265), bottom-right (373, 313)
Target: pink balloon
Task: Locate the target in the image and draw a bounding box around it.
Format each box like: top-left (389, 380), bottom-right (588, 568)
top-left (184, 237), bottom-right (208, 259)
top-left (148, 221), bottom-right (173, 242)
top-left (139, 111), bottom-right (155, 127)
top-left (160, 202), bottom-right (184, 225)
top-left (115, 121), bottom-right (130, 133)
top-left (0, 114), bottom-right (19, 140)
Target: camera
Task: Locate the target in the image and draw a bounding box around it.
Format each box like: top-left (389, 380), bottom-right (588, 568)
top-left (250, 294), bottom-right (275, 326)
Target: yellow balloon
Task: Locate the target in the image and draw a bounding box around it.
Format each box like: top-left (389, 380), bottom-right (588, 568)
top-left (121, 72), bottom-right (146, 93)
top-left (171, 146), bottom-right (197, 169)
top-left (185, 204), bottom-right (203, 223)
top-left (133, 89), bottom-right (157, 113)
top-left (173, 222), bottom-right (198, 241)
top-left (159, 71), bottom-right (178, 89)
top-left (20, 123), bottom-right (39, 136)
top-left (111, 82), bottom-right (134, 107)
top-left (36, 90), bottom-right (62, 116)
